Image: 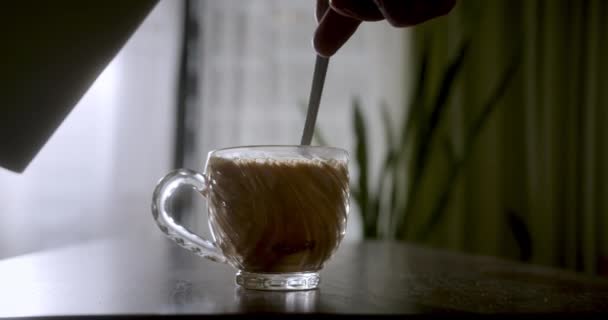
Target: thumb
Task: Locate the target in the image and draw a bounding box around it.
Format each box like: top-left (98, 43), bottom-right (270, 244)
top-left (316, 0), bottom-right (329, 22)
top-left (313, 7), bottom-right (361, 57)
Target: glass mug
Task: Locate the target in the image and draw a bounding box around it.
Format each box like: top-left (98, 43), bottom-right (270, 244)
top-left (152, 145), bottom-right (350, 290)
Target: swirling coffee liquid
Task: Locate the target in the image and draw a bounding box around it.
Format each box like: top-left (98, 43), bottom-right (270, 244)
top-left (206, 157), bottom-right (349, 273)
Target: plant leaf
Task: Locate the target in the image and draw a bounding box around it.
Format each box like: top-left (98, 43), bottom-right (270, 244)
top-left (390, 43), bottom-right (430, 238)
top-left (415, 160), bottom-right (460, 241)
top-left (414, 41), bottom-right (469, 175)
top-left (415, 55), bottom-right (521, 240)
top-left (352, 98), bottom-right (371, 237)
top-left (381, 101), bottom-right (395, 149)
top-left (395, 41), bottom-right (470, 239)
top-left (368, 102), bottom-right (399, 236)
top-left (400, 42), bottom-right (431, 151)
top-left (467, 55), bottom-right (520, 144)
top-left (505, 208), bottom-right (533, 262)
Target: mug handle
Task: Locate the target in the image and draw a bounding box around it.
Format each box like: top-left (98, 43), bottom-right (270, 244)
top-left (151, 169), bottom-right (227, 263)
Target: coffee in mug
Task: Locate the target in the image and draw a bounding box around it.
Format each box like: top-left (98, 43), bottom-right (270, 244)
top-left (152, 145), bottom-right (349, 290)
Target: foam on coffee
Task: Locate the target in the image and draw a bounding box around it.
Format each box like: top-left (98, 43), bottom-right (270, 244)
top-left (206, 156), bottom-right (349, 273)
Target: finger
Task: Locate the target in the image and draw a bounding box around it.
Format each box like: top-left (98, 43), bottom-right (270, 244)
top-left (330, 0), bottom-right (384, 21)
top-left (316, 0), bottom-right (330, 23)
top-left (314, 8), bottom-right (362, 57)
top-left (374, 0), bottom-right (456, 27)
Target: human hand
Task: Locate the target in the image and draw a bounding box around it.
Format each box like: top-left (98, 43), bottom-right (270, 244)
top-left (313, 0), bottom-right (457, 57)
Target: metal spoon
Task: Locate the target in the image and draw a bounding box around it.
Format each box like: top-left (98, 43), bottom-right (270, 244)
top-left (300, 55), bottom-right (330, 145)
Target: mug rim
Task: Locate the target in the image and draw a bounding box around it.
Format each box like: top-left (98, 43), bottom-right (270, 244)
top-left (209, 144), bottom-right (348, 156)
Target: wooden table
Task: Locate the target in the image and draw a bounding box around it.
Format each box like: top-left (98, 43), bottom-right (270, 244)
top-left (1, 234), bottom-right (607, 316)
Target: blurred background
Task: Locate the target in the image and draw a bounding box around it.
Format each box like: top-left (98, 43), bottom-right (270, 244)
top-left (0, 0), bottom-right (606, 278)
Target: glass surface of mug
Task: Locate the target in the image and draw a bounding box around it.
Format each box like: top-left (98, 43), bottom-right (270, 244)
top-left (152, 145), bottom-right (350, 291)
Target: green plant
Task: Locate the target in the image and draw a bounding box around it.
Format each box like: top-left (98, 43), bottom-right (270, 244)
top-left (306, 40), bottom-right (521, 242)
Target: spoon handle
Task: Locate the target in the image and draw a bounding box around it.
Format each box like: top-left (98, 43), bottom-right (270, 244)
top-left (300, 55), bottom-right (330, 145)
